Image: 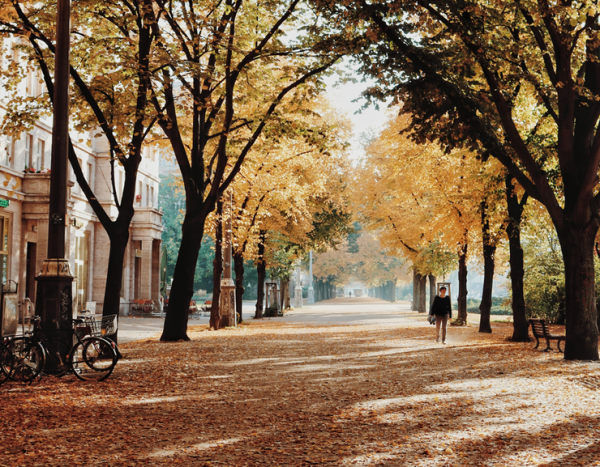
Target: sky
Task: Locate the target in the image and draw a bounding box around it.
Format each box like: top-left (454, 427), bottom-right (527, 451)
top-left (323, 60), bottom-right (391, 163)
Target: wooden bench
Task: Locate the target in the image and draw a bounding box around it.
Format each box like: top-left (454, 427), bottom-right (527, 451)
top-left (529, 318), bottom-right (566, 352)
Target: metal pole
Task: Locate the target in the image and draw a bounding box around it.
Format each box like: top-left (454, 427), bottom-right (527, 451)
top-left (219, 191), bottom-right (236, 326)
top-left (48, 0), bottom-right (71, 258)
top-left (35, 0), bottom-right (75, 330)
top-left (307, 251), bottom-right (314, 304)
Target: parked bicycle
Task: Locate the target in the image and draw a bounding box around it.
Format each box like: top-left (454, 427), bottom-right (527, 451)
top-left (0, 338), bottom-right (14, 385)
top-left (2, 315), bottom-right (118, 383)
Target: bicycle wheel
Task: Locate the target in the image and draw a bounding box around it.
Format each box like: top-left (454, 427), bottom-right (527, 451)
top-left (71, 337), bottom-right (116, 381)
top-left (8, 338), bottom-right (45, 382)
top-left (42, 339), bottom-right (69, 377)
top-left (0, 341), bottom-right (14, 384)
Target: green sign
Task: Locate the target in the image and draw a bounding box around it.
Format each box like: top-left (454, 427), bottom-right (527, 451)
top-left (0, 199), bottom-right (8, 208)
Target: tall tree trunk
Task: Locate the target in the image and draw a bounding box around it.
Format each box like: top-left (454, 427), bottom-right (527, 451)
top-left (558, 225), bottom-right (599, 360)
top-left (160, 209), bottom-right (206, 341)
top-left (457, 243), bottom-right (468, 324)
top-left (479, 199), bottom-right (495, 334)
top-left (210, 199), bottom-right (223, 330)
top-left (101, 231), bottom-right (129, 344)
top-left (428, 275), bottom-right (436, 308)
top-left (479, 244), bottom-right (495, 334)
top-left (418, 275), bottom-right (427, 313)
top-left (280, 278), bottom-right (290, 310)
top-left (505, 176), bottom-right (529, 341)
top-left (254, 232), bottom-right (266, 319)
top-left (390, 279), bottom-right (397, 302)
top-left (233, 251), bottom-right (244, 323)
top-left (412, 270), bottom-right (419, 311)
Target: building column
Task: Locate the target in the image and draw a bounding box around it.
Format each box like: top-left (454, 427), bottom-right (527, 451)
top-left (151, 240), bottom-right (161, 308)
top-left (141, 239), bottom-right (153, 300)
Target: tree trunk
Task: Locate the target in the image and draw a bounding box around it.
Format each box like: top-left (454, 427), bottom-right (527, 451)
top-left (558, 225), bottom-right (599, 360)
top-left (428, 275), bottom-right (436, 309)
top-left (233, 251), bottom-right (244, 323)
top-left (412, 270), bottom-right (419, 311)
top-left (254, 233), bottom-right (266, 319)
top-left (280, 278), bottom-right (290, 310)
top-left (457, 243), bottom-right (468, 324)
top-left (505, 176), bottom-right (529, 341)
top-left (418, 275), bottom-right (427, 313)
top-left (479, 244), bottom-right (495, 333)
top-left (479, 199), bottom-right (494, 334)
top-left (101, 231), bottom-right (129, 344)
top-left (390, 279), bottom-right (396, 302)
top-left (210, 199), bottom-right (223, 330)
top-left (160, 209), bottom-right (205, 341)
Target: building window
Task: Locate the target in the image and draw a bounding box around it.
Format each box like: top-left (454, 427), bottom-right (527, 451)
top-left (87, 162), bottom-right (92, 188)
top-left (117, 170), bottom-right (123, 199)
top-left (75, 158), bottom-right (82, 194)
top-left (138, 181), bottom-right (142, 204)
top-left (3, 136), bottom-right (13, 168)
top-left (37, 139), bottom-right (45, 170)
top-left (25, 134), bottom-right (35, 170)
top-left (26, 68), bottom-right (32, 96)
top-left (145, 184), bottom-right (150, 207)
top-left (33, 70), bottom-right (43, 97)
top-left (74, 231), bottom-right (90, 313)
top-left (0, 215), bottom-right (9, 284)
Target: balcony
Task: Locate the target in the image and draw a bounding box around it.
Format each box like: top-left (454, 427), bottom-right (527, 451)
top-left (131, 206), bottom-right (163, 232)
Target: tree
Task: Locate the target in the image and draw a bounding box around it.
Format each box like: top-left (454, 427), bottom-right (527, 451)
top-left (153, 0), bottom-right (346, 340)
top-left (214, 98), bottom-right (353, 320)
top-left (321, 0), bottom-right (600, 359)
top-left (355, 112), bottom-right (484, 321)
top-left (159, 175), bottom-right (214, 293)
top-left (0, 0), bottom-right (160, 320)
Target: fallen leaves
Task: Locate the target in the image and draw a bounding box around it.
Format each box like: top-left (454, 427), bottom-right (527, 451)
top-left (1, 317), bottom-right (600, 466)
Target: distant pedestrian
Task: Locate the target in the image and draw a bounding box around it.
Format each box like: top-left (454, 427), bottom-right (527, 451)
top-left (429, 286), bottom-right (452, 344)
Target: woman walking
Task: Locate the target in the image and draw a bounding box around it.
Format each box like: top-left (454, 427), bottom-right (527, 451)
top-left (429, 286), bottom-right (452, 344)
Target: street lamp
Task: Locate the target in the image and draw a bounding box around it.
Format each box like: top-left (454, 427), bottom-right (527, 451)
top-left (307, 251), bottom-right (314, 304)
top-left (219, 191), bottom-right (236, 326)
top-left (35, 0), bottom-right (76, 331)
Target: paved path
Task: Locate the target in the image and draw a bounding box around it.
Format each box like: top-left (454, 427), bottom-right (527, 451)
top-left (119, 297), bottom-right (509, 342)
top-left (3, 300), bottom-right (593, 466)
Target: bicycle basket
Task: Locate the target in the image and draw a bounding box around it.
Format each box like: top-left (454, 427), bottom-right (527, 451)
top-left (98, 314), bottom-right (118, 337)
top-left (76, 315), bottom-right (118, 338)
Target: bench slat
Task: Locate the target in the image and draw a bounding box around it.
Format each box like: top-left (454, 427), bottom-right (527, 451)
top-left (529, 318), bottom-right (565, 352)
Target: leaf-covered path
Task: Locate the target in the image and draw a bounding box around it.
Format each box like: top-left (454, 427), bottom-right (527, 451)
top-left (2, 303), bottom-right (600, 466)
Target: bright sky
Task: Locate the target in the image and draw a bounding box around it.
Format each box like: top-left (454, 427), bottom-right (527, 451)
top-left (323, 60), bottom-right (391, 162)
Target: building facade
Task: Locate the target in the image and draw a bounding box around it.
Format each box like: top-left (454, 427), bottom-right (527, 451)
top-left (0, 59), bottom-right (163, 316)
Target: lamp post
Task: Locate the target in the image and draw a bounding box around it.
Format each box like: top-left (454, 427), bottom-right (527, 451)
top-left (35, 0), bottom-right (76, 331)
top-left (219, 191), bottom-right (236, 326)
top-left (307, 251), bottom-right (314, 304)
top-left (294, 262), bottom-right (303, 308)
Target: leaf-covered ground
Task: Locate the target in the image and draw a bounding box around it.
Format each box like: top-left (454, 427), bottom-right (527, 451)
top-left (1, 311), bottom-right (600, 466)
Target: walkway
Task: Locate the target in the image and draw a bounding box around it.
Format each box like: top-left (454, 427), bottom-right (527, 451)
top-left (119, 297), bottom-right (509, 342)
top-left (3, 298), bottom-right (594, 466)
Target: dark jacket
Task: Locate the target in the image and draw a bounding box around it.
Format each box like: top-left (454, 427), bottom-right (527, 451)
top-left (429, 295), bottom-right (452, 318)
